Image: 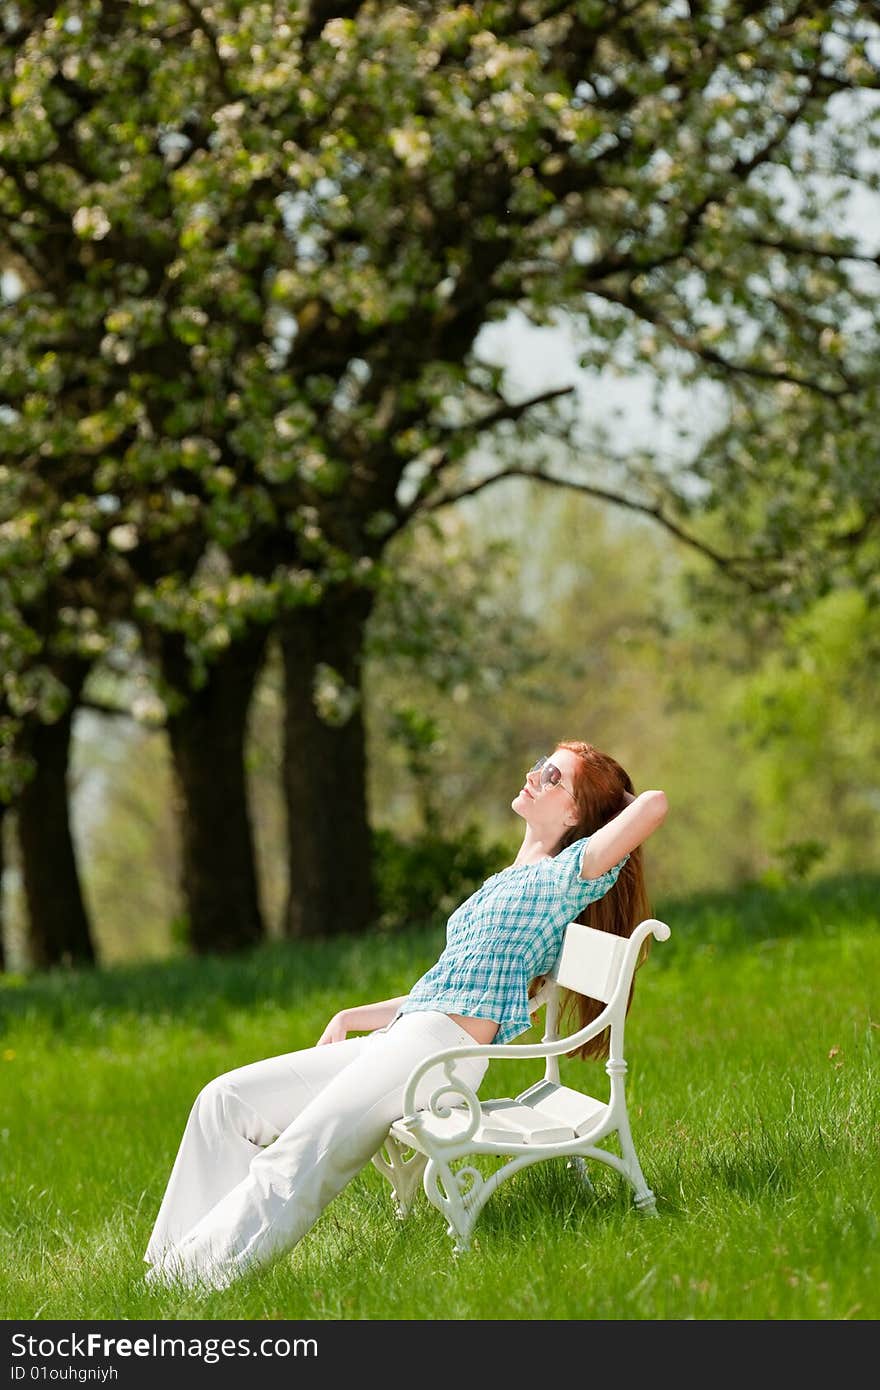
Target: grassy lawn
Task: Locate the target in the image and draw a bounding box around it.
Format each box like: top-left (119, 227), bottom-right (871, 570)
top-left (0, 873), bottom-right (877, 1320)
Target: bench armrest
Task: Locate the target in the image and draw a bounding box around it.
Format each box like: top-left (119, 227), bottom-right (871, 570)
top-left (401, 917), bottom-right (670, 1119)
top-left (400, 1006), bottom-right (615, 1120)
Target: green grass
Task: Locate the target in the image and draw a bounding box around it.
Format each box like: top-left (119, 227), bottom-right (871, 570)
top-left (0, 872), bottom-right (877, 1320)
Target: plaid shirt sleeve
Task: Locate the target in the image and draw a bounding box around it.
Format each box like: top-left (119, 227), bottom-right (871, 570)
top-left (545, 835), bottom-right (630, 916)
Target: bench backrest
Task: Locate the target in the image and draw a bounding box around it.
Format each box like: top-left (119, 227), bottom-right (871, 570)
top-left (550, 920), bottom-right (632, 1004)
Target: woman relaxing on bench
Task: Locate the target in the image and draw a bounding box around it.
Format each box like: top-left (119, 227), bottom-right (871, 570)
top-left (143, 739), bottom-right (667, 1291)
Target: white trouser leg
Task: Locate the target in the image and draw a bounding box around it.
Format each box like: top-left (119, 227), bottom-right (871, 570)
top-left (144, 1034), bottom-right (371, 1266)
top-left (145, 1012), bottom-right (487, 1291)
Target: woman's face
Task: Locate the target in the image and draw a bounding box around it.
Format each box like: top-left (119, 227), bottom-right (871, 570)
top-left (511, 746), bottom-right (580, 842)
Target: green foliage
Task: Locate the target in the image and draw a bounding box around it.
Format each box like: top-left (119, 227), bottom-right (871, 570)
top-left (716, 587), bottom-right (880, 872)
top-left (680, 388), bottom-right (880, 632)
top-left (767, 838), bottom-right (829, 886)
top-left (366, 515), bottom-right (542, 696)
top-left (365, 511), bottom-right (544, 839)
top-left (2, 0), bottom-right (877, 745)
top-left (372, 822), bottom-right (509, 933)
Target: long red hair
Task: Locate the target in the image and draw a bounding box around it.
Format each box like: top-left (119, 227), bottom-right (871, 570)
top-left (529, 739), bottom-right (653, 1061)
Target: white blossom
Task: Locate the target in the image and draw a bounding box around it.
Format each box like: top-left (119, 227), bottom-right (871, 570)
top-left (322, 18), bottom-right (353, 48)
top-left (108, 524), bottom-right (139, 552)
top-left (132, 693), bottom-right (167, 725)
top-left (389, 126), bottom-right (432, 169)
top-left (313, 663), bottom-right (360, 727)
top-left (213, 101), bottom-right (245, 124)
top-left (73, 206), bottom-right (111, 241)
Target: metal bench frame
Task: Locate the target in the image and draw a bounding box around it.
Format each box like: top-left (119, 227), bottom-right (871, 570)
top-left (371, 916), bottom-right (671, 1251)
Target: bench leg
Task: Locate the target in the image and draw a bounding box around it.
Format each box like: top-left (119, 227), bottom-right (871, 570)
top-left (371, 1136), bottom-right (428, 1219)
top-left (566, 1155), bottom-right (596, 1194)
top-left (423, 1157), bottom-right (487, 1253)
top-left (616, 1114), bottom-right (657, 1215)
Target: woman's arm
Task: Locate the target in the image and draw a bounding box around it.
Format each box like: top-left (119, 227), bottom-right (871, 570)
top-left (316, 994), bottom-right (410, 1046)
top-left (579, 789), bottom-right (668, 880)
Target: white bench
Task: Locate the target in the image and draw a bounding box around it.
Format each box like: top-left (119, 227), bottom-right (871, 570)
top-left (371, 916), bottom-right (670, 1251)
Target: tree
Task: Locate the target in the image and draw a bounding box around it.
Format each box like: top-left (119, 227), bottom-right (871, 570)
top-left (0, 459), bottom-right (104, 966)
top-left (666, 382), bottom-right (880, 634)
top-left (365, 509), bottom-right (544, 837)
top-left (2, 1), bottom-right (878, 957)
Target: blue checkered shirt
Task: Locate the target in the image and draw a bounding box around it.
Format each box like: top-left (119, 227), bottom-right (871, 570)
top-left (394, 836), bottom-right (630, 1045)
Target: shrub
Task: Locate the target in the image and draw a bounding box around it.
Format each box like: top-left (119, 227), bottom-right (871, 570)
top-left (372, 824), bottom-right (509, 931)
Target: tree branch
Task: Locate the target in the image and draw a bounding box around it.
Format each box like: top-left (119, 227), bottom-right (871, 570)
top-left (562, 58), bottom-right (831, 298)
top-left (435, 384), bottom-right (575, 437)
top-left (391, 386), bottom-right (576, 523)
top-left (587, 281), bottom-right (851, 398)
top-left (412, 464), bottom-right (785, 594)
top-left (180, 0), bottom-right (235, 101)
top-left (746, 233), bottom-right (880, 265)
top-left (79, 697), bottom-right (164, 729)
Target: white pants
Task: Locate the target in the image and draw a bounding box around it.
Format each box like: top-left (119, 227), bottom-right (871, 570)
top-left (142, 1010), bottom-right (488, 1291)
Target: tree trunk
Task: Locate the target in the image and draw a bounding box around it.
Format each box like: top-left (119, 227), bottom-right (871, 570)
top-left (279, 587), bottom-right (377, 939)
top-left (0, 803), bottom-right (6, 972)
top-left (18, 667), bottom-right (96, 969)
top-left (163, 628), bottom-right (268, 955)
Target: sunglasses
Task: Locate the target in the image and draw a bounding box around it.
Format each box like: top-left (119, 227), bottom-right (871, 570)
top-left (528, 756), bottom-right (576, 800)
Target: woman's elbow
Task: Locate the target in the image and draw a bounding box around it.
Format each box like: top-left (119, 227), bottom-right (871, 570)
top-left (643, 789), bottom-right (668, 826)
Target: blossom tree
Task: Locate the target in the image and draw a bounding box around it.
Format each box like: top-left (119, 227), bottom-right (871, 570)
top-left (1, 1), bottom-right (878, 963)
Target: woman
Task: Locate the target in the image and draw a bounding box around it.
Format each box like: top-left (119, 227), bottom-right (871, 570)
top-left (143, 740), bottom-right (667, 1291)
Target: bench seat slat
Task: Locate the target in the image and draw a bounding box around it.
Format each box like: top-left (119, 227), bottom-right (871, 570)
top-left (390, 1080), bottom-right (609, 1150)
top-left (516, 1080), bottom-right (607, 1136)
top-left (390, 1099), bottom-right (575, 1148)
